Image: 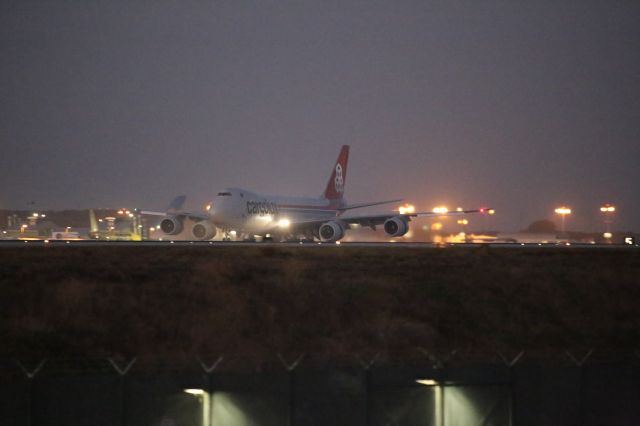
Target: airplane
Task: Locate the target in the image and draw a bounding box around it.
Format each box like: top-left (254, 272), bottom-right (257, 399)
top-left (142, 145), bottom-right (492, 242)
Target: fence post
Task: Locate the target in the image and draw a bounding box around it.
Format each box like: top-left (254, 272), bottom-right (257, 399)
top-left (498, 351), bottom-right (524, 426)
top-left (566, 349), bottom-right (593, 426)
top-left (278, 354), bottom-right (304, 426)
top-left (108, 357), bottom-right (137, 426)
top-left (198, 356), bottom-right (224, 426)
top-left (418, 349), bottom-right (457, 426)
top-left (357, 354), bottom-right (379, 426)
top-left (16, 359), bottom-right (46, 426)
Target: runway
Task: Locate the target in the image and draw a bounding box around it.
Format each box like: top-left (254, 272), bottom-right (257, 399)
top-left (0, 239), bottom-right (637, 249)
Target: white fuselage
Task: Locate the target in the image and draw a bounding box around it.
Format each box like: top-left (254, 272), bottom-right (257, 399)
top-left (208, 187), bottom-right (343, 234)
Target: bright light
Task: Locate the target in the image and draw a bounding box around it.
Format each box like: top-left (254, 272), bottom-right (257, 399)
top-left (335, 241), bottom-right (341, 245)
top-left (21, 224), bottom-right (28, 228)
top-left (603, 232), bottom-right (612, 239)
top-left (278, 218), bottom-right (291, 228)
top-left (600, 204), bottom-right (615, 213)
top-left (229, 230), bottom-right (237, 236)
top-left (117, 210), bottom-right (124, 215)
top-left (431, 222), bottom-right (443, 231)
top-left (457, 219), bottom-right (469, 225)
top-left (416, 379), bottom-right (438, 386)
top-left (456, 207), bottom-right (463, 212)
top-left (206, 203), bottom-right (213, 211)
top-left (184, 388), bottom-right (205, 396)
top-left (488, 209), bottom-right (496, 215)
top-left (555, 207), bottom-right (572, 215)
top-left (399, 204), bottom-right (415, 215)
top-left (149, 227), bottom-right (156, 232)
top-left (433, 206), bottom-right (448, 214)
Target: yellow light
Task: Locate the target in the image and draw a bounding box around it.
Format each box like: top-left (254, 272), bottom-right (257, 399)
top-left (149, 227), bottom-right (155, 232)
top-left (21, 224), bottom-right (28, 228)
top-left (488, 209), bottom-right (496, 215)
top-left (117, 210), bottom-right (124, 215)
top-left (603, 232), bottom-right (612, 239)
top-left (206, 203), bottom-right (212, 211)
top-left (278, 218), bottom-right (291, 228)
top-left (184, 389), bottom-right (205, 396)
top-left (456, 207), bottom-right (463, 212)
top-left (431, 222), bottom-right (443, 231)
top-left (433, 206), bottom-right (448, 214)
top-left (600, 204), bottom-right (615, 213)
top-left (555, 207), bottom-right (572, 215)
top-left (399, 204), bottom-right (416, 215)
top-left (416, 379), bottom-right (438, 386)
top-left (457, 219), bottom-right (468, 225)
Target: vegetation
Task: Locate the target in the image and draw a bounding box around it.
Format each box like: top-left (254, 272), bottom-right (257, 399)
top-left (0, 246), bottom-right (638, 369)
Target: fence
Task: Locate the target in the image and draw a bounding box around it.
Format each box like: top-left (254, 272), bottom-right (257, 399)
top-left (1, 352), bottom-right (639, 426)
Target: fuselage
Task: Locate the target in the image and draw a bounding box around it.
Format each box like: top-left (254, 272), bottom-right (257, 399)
top-left (208, 187), bottom-right (344, 234)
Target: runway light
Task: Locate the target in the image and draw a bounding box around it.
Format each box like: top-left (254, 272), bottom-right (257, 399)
top-left (600, 204), bottom-right (616, 213)
top-left (555, 207), bottom-right (571, 215)
top-left (416, 379), bottom-right (438, 386)
top-left (278, 218), bottom-right (291, 228)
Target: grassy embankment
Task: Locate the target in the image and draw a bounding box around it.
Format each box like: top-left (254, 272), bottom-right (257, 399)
top-left (1, 246), bottom-right (638, 369)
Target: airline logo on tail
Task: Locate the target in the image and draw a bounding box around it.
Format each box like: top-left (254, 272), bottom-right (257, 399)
top-left (324, 145), bottom-right (349, 200)
top-left (334, 164), bottom-right (344, 193)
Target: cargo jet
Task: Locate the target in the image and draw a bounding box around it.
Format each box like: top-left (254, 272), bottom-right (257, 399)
top-left (143, 145), bottom-right (491, 242)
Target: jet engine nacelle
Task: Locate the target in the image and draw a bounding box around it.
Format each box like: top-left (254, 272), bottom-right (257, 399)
top-left (160, 216), bottom-right (183, 235)
top-left (383, 216), bottom-right (409, 237)
top-left (191, 221), bottom-right (216, 240)
top-left (319, 221), bottom-right (345, 243)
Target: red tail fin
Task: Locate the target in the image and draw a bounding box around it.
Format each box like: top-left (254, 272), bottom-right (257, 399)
top-left (323, 145), bottom-right (349, 200)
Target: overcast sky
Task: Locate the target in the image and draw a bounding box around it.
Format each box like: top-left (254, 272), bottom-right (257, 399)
top-left (1, 1), bottom-right (639, 231)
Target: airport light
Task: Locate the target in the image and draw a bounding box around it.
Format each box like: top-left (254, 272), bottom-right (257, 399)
top-left (416, 379), bottom-right (438, 386)
top-left (457, 219), bottom-right (469, 225)
top-left (599, 204), bottom-right (616, 239)
top-left (184, 389), bottom-right (205, 396)
top-left (603, 232), bottom-right (612, 239)
top-left (432, 206), bottom-right (448, 214)
top-left (554, 206), bottom-right (572, 234)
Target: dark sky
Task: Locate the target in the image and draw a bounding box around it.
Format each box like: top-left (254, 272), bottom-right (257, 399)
top-left (1, 1), bottom-right (639, 232)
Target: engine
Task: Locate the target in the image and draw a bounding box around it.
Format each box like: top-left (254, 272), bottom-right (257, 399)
top-left (160, 216), bottom-right (183, 235)
top-left (383, 216), bottom-right (409, 237)
top-left (319, 221), bottom-right (345, 243)
top-left (191, 221), bottom-right (216, 240)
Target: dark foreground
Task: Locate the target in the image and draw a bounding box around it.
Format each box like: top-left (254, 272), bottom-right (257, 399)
top-left (1, 246), bottom-right (640, 426)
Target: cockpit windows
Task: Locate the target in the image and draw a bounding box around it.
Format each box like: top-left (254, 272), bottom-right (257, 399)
top-left (217, 192), bottom-right (232, 196)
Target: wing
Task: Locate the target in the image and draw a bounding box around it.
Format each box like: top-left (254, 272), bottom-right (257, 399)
top-left (278, 208), bottom-right (493, 233)
top-left (138, 195), bottom-right (209, 221)
top-left (139, 209), bottom-right (209, 221)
